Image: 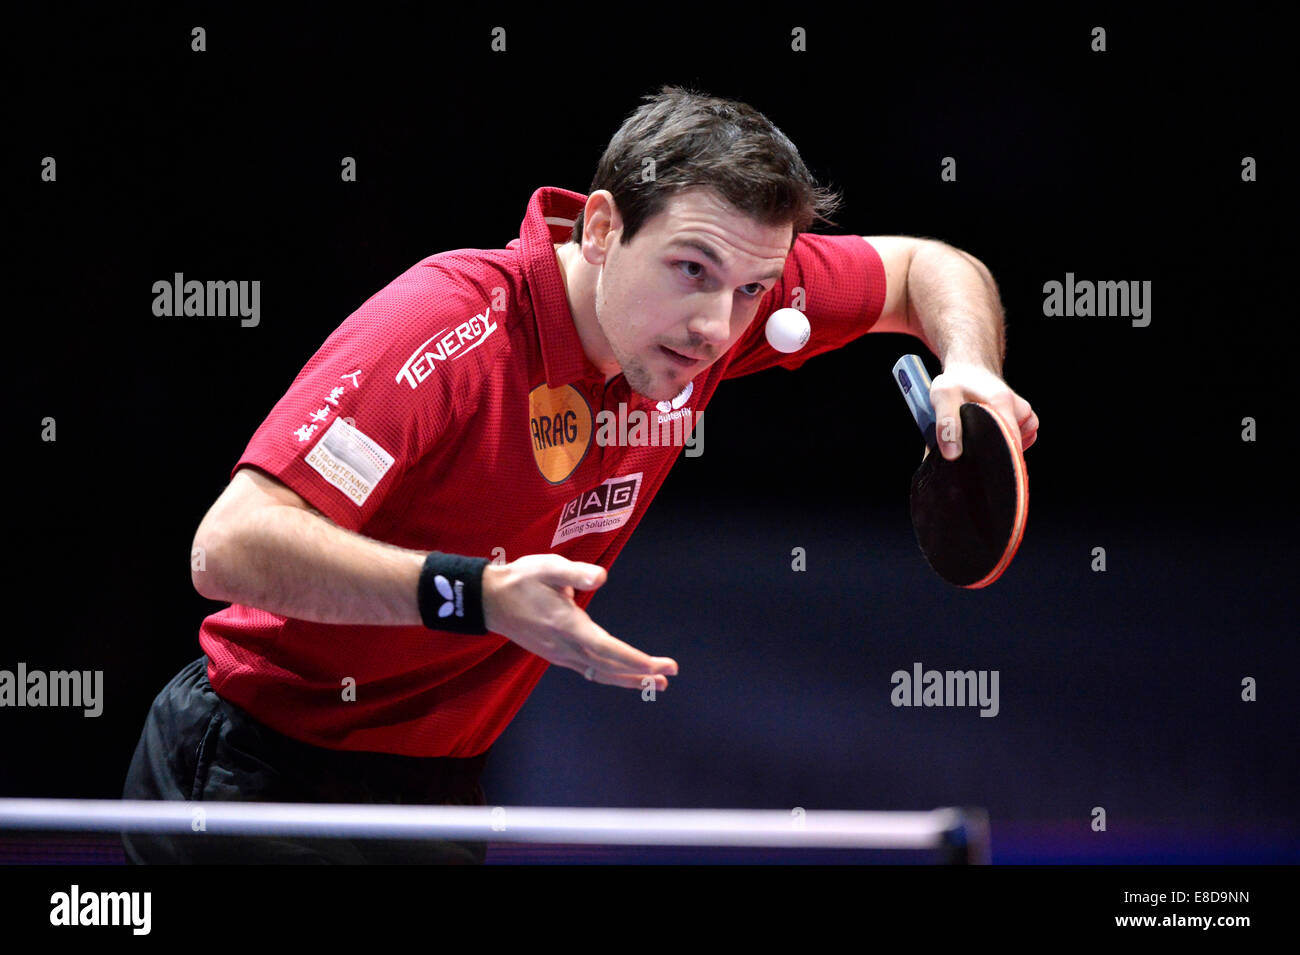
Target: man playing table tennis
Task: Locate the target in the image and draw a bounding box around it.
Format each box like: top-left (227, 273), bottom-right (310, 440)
top-left (122, 84), bottom-right (1038, 864)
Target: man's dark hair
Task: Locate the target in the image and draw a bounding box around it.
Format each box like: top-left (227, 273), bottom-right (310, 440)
top-left (570, 85), bottom-right (843, 249)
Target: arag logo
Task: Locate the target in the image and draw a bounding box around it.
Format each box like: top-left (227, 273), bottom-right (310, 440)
top-left (528, 383), bottom-right (593, 484)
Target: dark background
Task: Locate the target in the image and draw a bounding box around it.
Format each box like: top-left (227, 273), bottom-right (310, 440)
top-left (7, 4), bottom-right (1295, 862)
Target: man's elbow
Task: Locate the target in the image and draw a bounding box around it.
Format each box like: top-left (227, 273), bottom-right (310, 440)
top-left (191, 519), bottom-right (233, 601)
top-left (952, 245), bottom-right (997, 292)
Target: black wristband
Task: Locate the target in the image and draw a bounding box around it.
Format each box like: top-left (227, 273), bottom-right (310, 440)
top-left (417, 552), bottom-right (490, 634)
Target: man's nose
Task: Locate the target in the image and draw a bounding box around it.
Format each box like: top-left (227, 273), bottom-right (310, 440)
top-left (687, 296), bottom-right (733, 348)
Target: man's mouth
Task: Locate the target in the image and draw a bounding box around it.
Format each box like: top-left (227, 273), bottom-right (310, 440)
top-left (659, 344), bottom-right (705, 367)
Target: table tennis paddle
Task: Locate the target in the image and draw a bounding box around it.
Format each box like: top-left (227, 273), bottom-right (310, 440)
top-left (892, 355), bottom-right (1028, 588)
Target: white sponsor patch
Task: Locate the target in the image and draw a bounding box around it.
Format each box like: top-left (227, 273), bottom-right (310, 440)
top-left (304, 416), bottom-right (395, 506)
top-left (552, 473), bottom-right (643, 546)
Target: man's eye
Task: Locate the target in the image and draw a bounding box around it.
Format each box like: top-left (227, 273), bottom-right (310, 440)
top-left (677, 260), bottom-right (705, 280)
top-left (677, 261), bottom-right (765, 297)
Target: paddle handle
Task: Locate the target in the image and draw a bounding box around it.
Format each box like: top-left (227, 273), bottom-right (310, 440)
top-left (892, 354), bottom-right (937, 451)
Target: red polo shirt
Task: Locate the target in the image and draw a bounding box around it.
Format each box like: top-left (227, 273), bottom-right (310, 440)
top-left (198, 186), bottom-right (887, 756)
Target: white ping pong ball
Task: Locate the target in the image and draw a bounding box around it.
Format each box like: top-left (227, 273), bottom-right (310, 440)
top-left (765, 307), bottom-right (811, 353)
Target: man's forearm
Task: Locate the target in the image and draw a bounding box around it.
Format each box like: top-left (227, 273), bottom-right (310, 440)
top-left (199, 505), bottom-right (427, 625)
top-left (905, 241), bottom-right (1006, 374)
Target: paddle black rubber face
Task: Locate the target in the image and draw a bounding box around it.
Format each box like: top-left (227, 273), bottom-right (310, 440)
top-left (910, 403), bottom-right (1019, 587)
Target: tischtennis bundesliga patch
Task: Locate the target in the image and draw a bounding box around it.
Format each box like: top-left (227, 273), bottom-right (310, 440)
top-left (552, 473), bottom-right (643, 546)
top-left (304, 415), bottom-right (395, 506)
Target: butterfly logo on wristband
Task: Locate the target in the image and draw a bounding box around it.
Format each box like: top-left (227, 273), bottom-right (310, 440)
top-left (434, 574), bottom-right (461, 618)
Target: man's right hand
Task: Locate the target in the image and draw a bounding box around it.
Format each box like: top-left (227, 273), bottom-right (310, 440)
top-left (481, 554), bottom-right (678, 691)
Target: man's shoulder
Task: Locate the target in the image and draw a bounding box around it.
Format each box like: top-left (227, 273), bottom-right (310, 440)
top-left (341, 249), bottom-right (529, 399)
top-left (381, 244), bottom-right (525, 303)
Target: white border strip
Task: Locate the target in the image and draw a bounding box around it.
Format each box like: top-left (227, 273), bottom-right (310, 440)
top-left (0, 800), bottom-right (971, 850)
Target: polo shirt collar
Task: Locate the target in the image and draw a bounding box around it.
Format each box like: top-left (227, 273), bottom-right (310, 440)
top-left (518, 186), bottom-right (605, 387)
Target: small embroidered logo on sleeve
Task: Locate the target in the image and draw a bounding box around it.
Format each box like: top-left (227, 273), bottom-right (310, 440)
top-left (304, 416), bottom-right (395, 506)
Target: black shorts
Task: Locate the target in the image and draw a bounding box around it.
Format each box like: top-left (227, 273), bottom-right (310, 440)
top-left (121, 655), bottom-right (490, 864)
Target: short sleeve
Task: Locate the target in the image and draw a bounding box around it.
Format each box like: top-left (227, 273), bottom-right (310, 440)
top-left (722, 233), bottom-right (888, 379)
top-left (230, 260), bottom-right (480, 531)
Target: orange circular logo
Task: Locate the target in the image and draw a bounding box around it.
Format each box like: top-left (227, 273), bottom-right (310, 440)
top-left (528, 384), bottom-right (593, 484)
